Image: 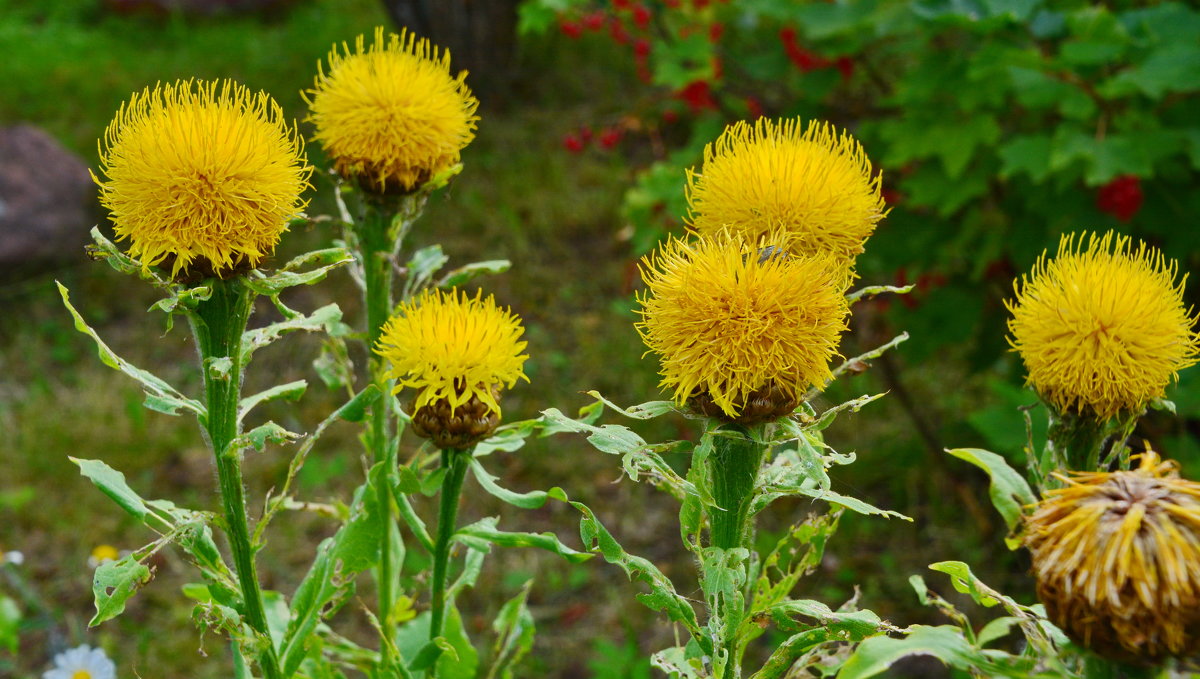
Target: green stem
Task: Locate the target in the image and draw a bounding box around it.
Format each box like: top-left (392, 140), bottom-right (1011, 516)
top-left (191, 278), bottom-right (282, 679)
top-left (709, 425), bottom-right (767, 551)
top-left (429, 448), bottom-right (470, 648)
top-left (359, 203), bottom-right (400, 673)
top-left (1045, 408), bottom-right (1122, 476)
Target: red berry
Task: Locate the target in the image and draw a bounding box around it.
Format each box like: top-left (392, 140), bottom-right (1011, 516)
top-left (609, 16), bottom-right (631, 44)
top-left (634, 37), bottom-right (651, 58)
top-left (662, 108), bottom-right (680, 123)
top-left (836, 56), bottom-right (855, 81)
top-left (1096, 175), bottom-right (1143, 222)
top-left (583, 10), bottom-right (606, 31)
top-left (779, 27), bottom-right (798, 46)
top-left (745, 96), bottom-right (763, 119)
top-left (708, 22), bottom-right (724, 43)
top-left (563, 134), bottom-right (586, 153)
top-left (675, 79), bottom-right (717, 113)
top-left (632, 4), bottom-right (651, 29)
top-left (559, 20), bottom-right (583, 39)
top-left (599, 127), bottom-right (622, 150)
top-left (579, 126), bottom-right (594, 142)
top-left (612, 0), bottom-right (631, 9)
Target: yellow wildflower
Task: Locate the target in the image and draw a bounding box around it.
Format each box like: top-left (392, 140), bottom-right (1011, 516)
top-left (95, 79), bottom-right (310, 278)
top-left (1025, 449), bottom-right (1200, 660)
top-left (686, 118), bottom-right (886, 264)
top-left (1007, 231), bottom-right (1200, 420)
top-left (376, 287), bottom-right (528, 418)
top-left (305, 26), bottom-right (479, 193)
top-left (637, 233), bottom-right (849, 421)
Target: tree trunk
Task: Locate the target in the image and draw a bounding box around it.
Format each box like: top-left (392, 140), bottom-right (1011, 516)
top-left (381, 0), bottom-right (520, 104)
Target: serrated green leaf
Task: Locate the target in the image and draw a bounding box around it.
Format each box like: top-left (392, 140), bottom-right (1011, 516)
top-left (236, 422), bottom-right (301, 452)
top-left (241, 303), bottom-right (347, 364)
top-left (436, 259), bottom-right (511, 288)
top-left (945, 448), bottom-right (1034, 540)
top-left (72, 458), bottom-right (155, 523)
top-left (241, 251), bottom-right (351, 296)
top-left (469, 459), bottom-right (569, 509)
top-left (58, 282), bottom-right (205, 417)
top-left (998, 135), bottom-right (1053, 182)
top-left (90, 554), bottom-right (153, 626)
top-left (837, 625), bottom-right (1024, 678)
top-left (455, 517), bottom-right (592, 563)
top-left (488, 581), bottom-right (536, 679)
top-left (239, 380), bottom-right (308, 423)
top-left (572, 501), bottom-right (705, 649)
top-left (402, 245), bottom-right (450, 298)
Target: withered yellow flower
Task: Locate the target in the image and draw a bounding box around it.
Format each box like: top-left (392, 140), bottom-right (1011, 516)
top-left (685, 118), bottom-right (886, 264)
top-left (637, 233), bottom-right (848, 421)
top-left (1007, 231), bottom-right (1200, 421)
top-left (306, 26), bottom-right (479, 193)
top-left (375, 288), bottom-right (528, 419)
top-left (1025, 450), bottom-right (1200, 660)
top-left (95, 79), bottom-right (310, 278)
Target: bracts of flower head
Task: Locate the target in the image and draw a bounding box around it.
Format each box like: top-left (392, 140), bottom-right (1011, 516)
top-left (636, 231), bottom-right (850, 550)
top-left (1007, 231), bottom-right (1200, 472)
top-left (374, 287), bottom-right (528, 644)
top-left (1024, 448), bottom-right (1200, 664)
top-left (92, 78), bottom-right (312, 679)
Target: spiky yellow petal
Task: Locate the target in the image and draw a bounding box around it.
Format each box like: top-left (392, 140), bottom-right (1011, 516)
top-left (1007, 231), bottom-right (1200, 421)
top-left (305, 27), bottom-right (479, 193)
top-left (375, 288), bottom-right (528, 419)
top-left (1025, 450), bottom-right (1200, 659)
top-left (94, 79), bottom-right (311, 277)
top-left (636, 233), bottom-right (849, 419)
top-left (686, 118), bottom-right (886, 264)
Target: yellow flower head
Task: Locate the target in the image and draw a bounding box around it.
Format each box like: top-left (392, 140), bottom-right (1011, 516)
top-left (305, 27), bottom-right (480, 193)
top-left (1025, 450), bottom-right (1200, 660)
top-left (375, 288), bottom-right (528, 418)
top-left (685, 118), bottom-right (886, 264)
top-left (637, 233), bottom-right (849, 420)
top-left (95, 79), bottom-right (311, 278)
top-left (1007, 231), bottom-right (1200, 421)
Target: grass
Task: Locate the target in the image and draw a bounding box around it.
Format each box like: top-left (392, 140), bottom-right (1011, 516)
top-left (0, 2), bottom-right (1089, 678)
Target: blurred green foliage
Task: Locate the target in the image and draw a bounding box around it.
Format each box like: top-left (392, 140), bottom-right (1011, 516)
top-left (520, 0), bottom-right (1200, 360)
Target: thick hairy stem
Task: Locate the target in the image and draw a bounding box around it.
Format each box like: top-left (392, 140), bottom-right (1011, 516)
top-left (709, 426), bottom-right (766, 552)
top-left (359, 203), bottom-right (400, 673)
top-left (192, 278), bottom-right (282, 679)
top-left (429, 448), bottom-right (470, 650)
top-left (1046, 408), bottom-right (1124, 476)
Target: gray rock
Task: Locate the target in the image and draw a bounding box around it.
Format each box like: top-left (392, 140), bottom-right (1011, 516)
top-left (0, 125), bottom-right (96, 274)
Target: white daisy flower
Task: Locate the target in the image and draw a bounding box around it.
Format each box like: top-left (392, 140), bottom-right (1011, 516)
top-left (43, 644), bottom-right (115, 679)
top-left (1, 551), bottom-right (23, 566)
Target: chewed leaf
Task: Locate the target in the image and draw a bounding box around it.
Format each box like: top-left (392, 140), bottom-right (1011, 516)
top-left (239, 380), bottom-right (308, 424)
top-left (58, 282), bottom-right (205, 418)
top-left (470, 460), bottom-right (569, 509)
top-left (586, 391), bottom-right (680, 420)
top-left (242, 249), bottom-right (352, 296)
top-left (241, 303), bottom-right (348, 364)
top-left (437, 259), bottom-right (512, 289)
top-left (90, 554), bottom-right (153, 626)
top-left (846, 284), bottom-right (915, 305)
top-left (403, 245), bottom-right (450, 298)
top-left (836, 625), bottom-right (1026, 679)
top-left (945, 448), bottom-right (1035, 544)
top-left (572, 501), bottom-right (705, 649)
top-left (455, 517), bottom-right (592, 563)
top-left (72, 458), bottom-right (158, 525)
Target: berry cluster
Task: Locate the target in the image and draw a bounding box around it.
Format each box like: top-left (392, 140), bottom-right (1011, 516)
top-left (1096, 175), bottom-right (1143, 222)
top-left (562, 124), bottom-right (624, 154)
